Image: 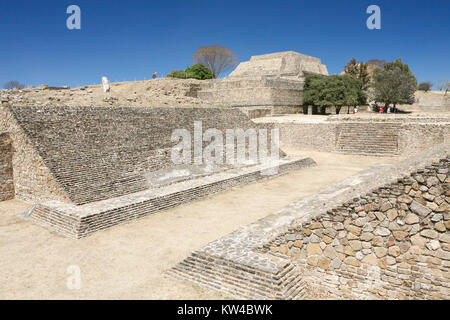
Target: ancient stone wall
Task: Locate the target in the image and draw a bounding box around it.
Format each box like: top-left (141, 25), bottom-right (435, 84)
top-left (0, 108), bottom-right (70, 203)
top-left (0, 133), bottom-right (14, 201)
top-left (169, 142), bottom-right (449, 300)
top-left (266, 155), bottom-right (449, 299)
top-left (276, 120), bottom-right (449, 156)
top-left (0, 105), bottom-right (279, 205)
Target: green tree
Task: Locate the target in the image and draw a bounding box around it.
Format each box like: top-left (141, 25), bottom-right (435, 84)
top-left (303, 74), bottom-right (366, 115)
top-left (358, 62), bottom-right (371, 90)
top-left (343, 58), bottom-right (371, 90)
top-left (185, 63), bottom-right (213, 80)
top-left (344, 58), bottom-right (359, 78)
top-left (166, 70), bottom-right (187, 79)
top-left (418, 82), bottom-right (433, 92)
top-left (371, 58), bottom-right (417, 112)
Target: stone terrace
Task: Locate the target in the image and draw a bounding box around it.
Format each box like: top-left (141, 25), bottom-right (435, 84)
top-left (168, 142), bottom-right (449, 299)
top-left (1, 105), bottom-right (278, 204)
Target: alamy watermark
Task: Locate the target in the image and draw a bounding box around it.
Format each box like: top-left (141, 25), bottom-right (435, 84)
top-left (66, 265), bottom-right (81, 290)
top-left (171, 121), bottom-right (280, 175)
top-left (366, 5), bottom-right (381, 30)
top-left (66, 5), bottom-right (81, 30)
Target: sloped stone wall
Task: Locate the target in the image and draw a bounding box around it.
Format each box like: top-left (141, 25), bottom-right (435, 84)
top-left (265, 156), bottom-right (449, 299)
top-left (0, 107), bottom-right (71, 203)
top-left (1, 105), bottom-right (279, 205)
top-left (0, 132), bottom-right (14, 201)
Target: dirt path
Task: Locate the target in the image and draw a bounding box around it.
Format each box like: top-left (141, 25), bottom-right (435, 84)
top-left (0, 152), bottom-right (401, 299)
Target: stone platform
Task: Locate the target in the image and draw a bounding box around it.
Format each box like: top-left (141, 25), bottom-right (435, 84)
top-left (24, 157), bottom-right (316, 238)
top-left (167, 142), bottom-right (449, 300)
top-left (198, 51), bottom-right (328, 118)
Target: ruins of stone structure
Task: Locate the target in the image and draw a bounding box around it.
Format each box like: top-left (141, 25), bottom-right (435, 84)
top-left (198, 51), bottom-right (328, 118)
top-left (256, 114), bottom-right (450, 156)
top-left (0, 105), bottom-right (314, 237)
top-left (169, 142), bottom-right (450, 299)
top-left (0, 133), bottom-right (14, 202)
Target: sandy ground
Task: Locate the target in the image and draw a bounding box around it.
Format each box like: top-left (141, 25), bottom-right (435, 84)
top-left (0, 152), bottom-right (402, 300)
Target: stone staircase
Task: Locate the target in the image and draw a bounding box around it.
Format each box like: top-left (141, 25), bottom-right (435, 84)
top-left (167, 251), bottom-right (307, 300)
top-left (335, 122), bottom-right (401, 156)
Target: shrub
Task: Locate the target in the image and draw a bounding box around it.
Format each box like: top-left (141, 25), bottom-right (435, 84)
top-left (166, 70), bottom-right (187, 79)
top-left (185, 63), bottom-right (213, 80)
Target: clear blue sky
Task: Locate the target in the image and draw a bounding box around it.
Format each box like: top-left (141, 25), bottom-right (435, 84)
top-left (1, 0), bottom-right (449, 88)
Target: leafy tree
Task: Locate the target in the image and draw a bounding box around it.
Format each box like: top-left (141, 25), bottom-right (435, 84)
top-left (418, 81), bottom-right (433, 92)
top-left (185, 63), bottom-right (213, 80)
top-left (344, 58), bottom-right (359, 78)
top-left (193, 45), bottom-right (237, 78)
top-left (303, 74), bottom-right (366, 114)
top-left (358, 62), bottom-right (371, 90)
top-left (166, 70), bottom-right (187, 79)
top-left (4, 80), bottom-right (25, 90)
top-left (343, 58), bottom-right (371, 90)
top-left (371, 58), bottom-right (417, 111)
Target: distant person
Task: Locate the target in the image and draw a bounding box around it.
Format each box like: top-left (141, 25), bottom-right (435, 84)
top-left (353, 106), bottom-right (358, 114)
top-left (152, 71), bottom-right (157, 79)
top-left (101, 76), bottom-right (110, 92)
top-left (380, 106), bottom-right (384, 113)
top-left (387, 106), bottom-right (391, 114)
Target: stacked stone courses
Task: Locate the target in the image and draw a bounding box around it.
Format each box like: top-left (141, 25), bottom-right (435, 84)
top-left (169, 142), bottom-right (449, 299)
top-left (1, 105), bottom-right (316, 237)
top-left (0, 132), bottom-right (14, 201)
top-left (268, 117), bottom-right (450, 156)
top-left (27, 157), bottom-right (315, 238)
top-left (0, 105), bottom-right (279, 204)
top-left (198, 51), bottom-right (329, 117)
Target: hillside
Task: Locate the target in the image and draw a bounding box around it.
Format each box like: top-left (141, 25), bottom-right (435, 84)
top-left (0, 78), bottom-right (214, 108)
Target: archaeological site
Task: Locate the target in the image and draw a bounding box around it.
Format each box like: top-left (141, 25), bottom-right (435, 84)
top-left (0, 50), bottom-right (449, 301)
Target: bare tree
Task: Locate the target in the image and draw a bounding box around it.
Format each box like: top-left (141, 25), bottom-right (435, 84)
top-left (438, 80), bottom-right (449, 95)
top-left (193, 45), bottom-right (237, 78)
top-left (4, 80), bottom-right (25, 90)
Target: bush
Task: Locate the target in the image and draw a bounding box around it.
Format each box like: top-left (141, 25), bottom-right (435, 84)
top-left (185, 63), bottom-right (213, 80)
top-left (418, 82), bottom-right (432, 92)
top-left (166, 70), bottom-right (187, 79)
top-left (167, 64), bottom-right (213, 80)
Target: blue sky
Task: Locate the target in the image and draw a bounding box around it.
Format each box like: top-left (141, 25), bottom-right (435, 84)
top-left (0, 0), bottom-right (449, 88)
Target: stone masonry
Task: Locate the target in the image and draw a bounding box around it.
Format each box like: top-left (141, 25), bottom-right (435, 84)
top-left (198, 51), bottom-right (328, 117)
top-left (0, 105), bottom-right (281, 204)
top-left (265, 156), bottom-right (449, 299)
top-left (0, 132), bottom-right (14, 201)
top-left (1, 105), bottom-right (317, 237)
top-left (168, 142), bottom-right (449, 299)
top-left (256, 115), bottom-right (450, 156)
top-left (26, 157), bottom-right (316, 238)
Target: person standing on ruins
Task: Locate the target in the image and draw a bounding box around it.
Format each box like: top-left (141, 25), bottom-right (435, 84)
top-left (152, 71), bottom-right (157, 79)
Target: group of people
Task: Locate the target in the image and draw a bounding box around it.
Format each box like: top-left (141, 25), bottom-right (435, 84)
top-left (374, 103), bottom-right (393, 114)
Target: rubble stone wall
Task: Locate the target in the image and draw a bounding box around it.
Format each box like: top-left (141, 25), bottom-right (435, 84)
top-left (266, 155), bottom-right (449, 299)
top-left (169, 142), bottom-right (449, 300)
top-left (0, 132), bottom-right (14, 201)
top-left (0, 108), bottom-right (70, 203)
